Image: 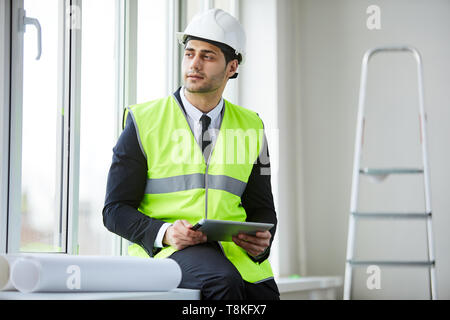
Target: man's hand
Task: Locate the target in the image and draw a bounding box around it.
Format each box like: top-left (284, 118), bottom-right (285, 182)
top-left (232, 230), bottom-right (271, 258)
top-left (163, 220), bottom-right (207, 250)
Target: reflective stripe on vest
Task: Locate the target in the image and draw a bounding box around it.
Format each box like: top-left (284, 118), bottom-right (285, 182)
top-left (145, 174), bottom-right (247, 198)
top-left (125, 93), bottom-right (274, 283)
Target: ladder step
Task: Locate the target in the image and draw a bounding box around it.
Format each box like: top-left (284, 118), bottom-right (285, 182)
top-left (360, 168), bottom-right (424, 175)
top-left (347, 260), bottom-right (435, 267)
top-left (352, 212), bottom-right (431, 219)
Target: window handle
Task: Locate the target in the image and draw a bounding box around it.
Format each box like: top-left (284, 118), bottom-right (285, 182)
top-left (19, 8), bottom-right (42, 60)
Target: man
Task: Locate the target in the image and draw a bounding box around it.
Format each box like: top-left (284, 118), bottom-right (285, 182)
top-left (103, 9), bottom-right (279, 300)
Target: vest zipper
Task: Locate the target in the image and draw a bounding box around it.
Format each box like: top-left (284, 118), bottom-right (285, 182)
top-left (204, 104), bottom-right (225, 220)
top-left (204, 152), bottom-right (212, 219)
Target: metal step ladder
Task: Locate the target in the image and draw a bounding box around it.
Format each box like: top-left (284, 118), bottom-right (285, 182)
top-left (343, 46), bottom-right (437, 300)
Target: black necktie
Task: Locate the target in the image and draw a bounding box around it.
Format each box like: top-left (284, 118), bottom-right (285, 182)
top-left (200, 114), bottom-right (211, 156)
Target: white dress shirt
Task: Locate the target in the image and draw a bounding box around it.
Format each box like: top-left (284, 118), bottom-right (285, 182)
top-left (154, 87), bottom-right (225, 248)
top-left (180, 86), bottom-right (224, 148)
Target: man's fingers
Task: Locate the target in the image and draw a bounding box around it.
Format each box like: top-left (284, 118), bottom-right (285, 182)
top-left (179, 219), bottom-right (192, 228)
top-left (237, 232), bottom-right (270, 247)
top-left (255, 231), bottom-right (271, 239)
top-left (232, 236), bottom-right (267, 257)
top-left (176, 220), bottom-right (193, 236)
top-left (170, 220), bottom-right (207, 250)
top-left (175, 220), bottom-right (201, 238)
top-left (232, 231), bottom-right (272, 257)
top-left (181, 220), bottom-right (204, 235)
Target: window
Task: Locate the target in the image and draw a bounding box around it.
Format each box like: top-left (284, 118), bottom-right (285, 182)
top-left (136, 0), bottom-right (169, 102)
top-left (213, 0), bottom-right (233, 13)
top-left (3, 0), bottom-right (176, 255)
top-left (19, 0), bottom-right (64, 253)
top-left (186, 0), bottom-right (204, 23)
top-left (78, 0), bottom-right (119, 255)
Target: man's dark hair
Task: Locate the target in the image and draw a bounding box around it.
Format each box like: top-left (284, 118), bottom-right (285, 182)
top-left (184, 35), bottom-right (240, 79)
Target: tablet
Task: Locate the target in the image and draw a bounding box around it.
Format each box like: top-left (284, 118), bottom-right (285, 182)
top-left (191, 219), bottom-right (274, 242)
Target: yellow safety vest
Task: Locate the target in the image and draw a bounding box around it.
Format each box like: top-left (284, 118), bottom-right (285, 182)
top-left (124, 92), bottom-right (274, 283)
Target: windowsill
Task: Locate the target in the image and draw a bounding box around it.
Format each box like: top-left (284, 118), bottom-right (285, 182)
top-left (276, 276), bottom-right (343, 300)
top-left (0, 288), bottom-right (200, 300)
top-left (0, 277), bottom-right (343, 300)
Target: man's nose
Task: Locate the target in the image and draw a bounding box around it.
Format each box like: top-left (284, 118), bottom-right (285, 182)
top-left (190, 54), bottom-right (202, 70)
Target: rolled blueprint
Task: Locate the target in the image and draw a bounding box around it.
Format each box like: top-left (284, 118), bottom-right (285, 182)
top-left (0, 255), bottom-right (17, 291)
top-left (10, 254), bottom-right (181, 293)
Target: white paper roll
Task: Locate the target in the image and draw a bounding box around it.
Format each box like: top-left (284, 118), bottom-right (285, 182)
top-left (10, 254), bottom-right (181, 293)
top-left (0, 255), bottom-right (18, 291)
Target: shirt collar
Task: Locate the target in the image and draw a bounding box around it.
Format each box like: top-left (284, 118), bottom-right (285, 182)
top-left (180, 86), bottom-right (224, 124)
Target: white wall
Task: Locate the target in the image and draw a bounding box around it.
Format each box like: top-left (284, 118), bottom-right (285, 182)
top-left (294, 0), bottom-right (450, 299)
top-left (240, 0), bottom-right (450, 299)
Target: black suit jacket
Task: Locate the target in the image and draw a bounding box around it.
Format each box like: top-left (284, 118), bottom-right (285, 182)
top-left (103, 87), bottom-right (277, 263)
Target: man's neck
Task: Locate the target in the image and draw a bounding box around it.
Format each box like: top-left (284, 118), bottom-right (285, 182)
top-left (184, 88), bottom-right (223, 113)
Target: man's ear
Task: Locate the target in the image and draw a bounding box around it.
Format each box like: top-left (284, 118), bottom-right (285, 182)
top-left (227, 60), bottom-right (239, 78)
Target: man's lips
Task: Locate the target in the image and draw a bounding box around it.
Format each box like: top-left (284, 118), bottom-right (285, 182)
top-left (188, 75), bottom-right (204, 79)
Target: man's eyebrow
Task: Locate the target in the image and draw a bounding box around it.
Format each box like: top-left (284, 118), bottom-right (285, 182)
top-left (185, 47), bottom-right (218, 55)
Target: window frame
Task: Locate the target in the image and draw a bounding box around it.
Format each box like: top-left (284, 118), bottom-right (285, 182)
top-left (0, 0), bottom-right (12, 254)
top-left (65, 0), bottom-right (82, 255)
top-left (3, 0), bottom-right (76, 254)
top-left (7, 0), bottom-right (26, 254)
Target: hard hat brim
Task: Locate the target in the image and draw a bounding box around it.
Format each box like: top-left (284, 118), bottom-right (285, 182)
top-left (176, 32), bottom-right (186, 45)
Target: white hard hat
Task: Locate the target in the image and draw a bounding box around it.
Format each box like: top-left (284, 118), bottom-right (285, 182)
top-left (176, 8), bottom-right (247, 65)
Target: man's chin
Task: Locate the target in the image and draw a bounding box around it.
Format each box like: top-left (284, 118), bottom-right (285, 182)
top-left (184, 83), bottom-right (212, 93)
